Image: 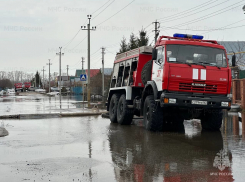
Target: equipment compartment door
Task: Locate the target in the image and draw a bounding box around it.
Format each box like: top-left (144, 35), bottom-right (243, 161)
top-left (152, 46), bottom-right (164, 90)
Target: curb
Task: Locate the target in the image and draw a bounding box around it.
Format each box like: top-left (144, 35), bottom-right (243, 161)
top-left (0, 112), bottom-right (108, 119)
top-left (101, 112), bottom-right (109, 118)
top-left (60, 112), bottom-right (107, 117)
top-left (230, 104), bottom-right (242, 112)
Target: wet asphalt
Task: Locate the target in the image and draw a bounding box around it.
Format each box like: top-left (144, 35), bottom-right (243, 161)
top-left (0, 93), bottom-right (94, 116)
top-left (0, 93), bottom-right (245, 182)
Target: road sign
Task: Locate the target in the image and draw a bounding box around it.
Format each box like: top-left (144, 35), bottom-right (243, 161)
top-left (80, 74), bottom-right (87, 81)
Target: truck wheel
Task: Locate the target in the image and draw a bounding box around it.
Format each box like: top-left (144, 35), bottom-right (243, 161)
top-left (109, 94), bottom-right (120, 123)
top-left (117, 94), bottom-right (134, 125)
top-left (141, 60), bottom-right (152, 85)
top-left (143, 95), bottom-right (163, 131)
top-left (200, 109), bottom-right (223, 131)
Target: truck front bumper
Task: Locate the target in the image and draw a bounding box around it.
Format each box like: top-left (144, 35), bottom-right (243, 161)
top-left (160, 92), bottom-right (231, 110)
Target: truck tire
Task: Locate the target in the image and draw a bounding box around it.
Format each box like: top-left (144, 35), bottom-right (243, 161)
top-left (141, 60), bottom-right (152, 85)
top-left (109, 94), bottom-right (120, 123)
top-left (200, 109), bottom-right (223, 131)
top-left (117, 94), bottom-right (134, 125)
top-left (143, 95), bottom-right (163, 131)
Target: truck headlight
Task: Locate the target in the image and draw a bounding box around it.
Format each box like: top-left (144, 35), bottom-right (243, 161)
top-left (221, 102), bottom-right (229, 107)
top-left (169, 98), bottom-right (176, 104)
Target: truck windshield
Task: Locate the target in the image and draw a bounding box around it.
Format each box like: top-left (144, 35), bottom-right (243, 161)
top-left (166, 45), bottom-right (227, 67)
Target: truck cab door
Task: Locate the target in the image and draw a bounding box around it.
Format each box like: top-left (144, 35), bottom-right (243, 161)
top-left (152, 46), bottom-right (164, 91)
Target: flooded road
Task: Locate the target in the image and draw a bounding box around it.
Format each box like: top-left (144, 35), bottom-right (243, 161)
top-left (0, 93), bottom-right (92, 116)
top-left (0, 112), bottom-right (245, 181)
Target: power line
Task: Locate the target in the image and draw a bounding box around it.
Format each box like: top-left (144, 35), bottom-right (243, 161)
top-left (160, 21), bottom-right (245, 32)
top-left (106, 48), bottom-right (116, 54)
top-left (62, 29), bottom-right (81, 48)
top-left (159, 0), bottom-right (230, 23)
top-left (204, 19), bottom-right (245, 34)
top-left (96, 0), bottom-right (136, 26)
top-left (92, 0), bottom-right (112, 14)
top-left (166, 0), bottom-right (245, 28)
top-left (158, 0), bottom-right (215, 20)
top-left (91, 48), bottom-right (101, 56)
top-left (62, 0), bottom-right (112, 49)
top-left (70, 36), bottom-right (87, 50)
top-left (93, 0), bottom-right (115, 20)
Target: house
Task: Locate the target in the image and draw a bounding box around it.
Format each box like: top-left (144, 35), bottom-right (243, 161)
top-left (101, 68), bottom-right (113, 75)
top-left (56, 76), bottom-right (70, 87)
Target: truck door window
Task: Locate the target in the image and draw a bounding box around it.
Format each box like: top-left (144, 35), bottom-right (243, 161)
top-left (156, 46), bottom-right (165, 66)
top-left (216, 53), bottom-right (226, 67)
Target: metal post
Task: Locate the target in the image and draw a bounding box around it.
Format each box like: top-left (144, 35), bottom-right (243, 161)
top-left (43, 67), bottom-right (44, 89)
top-left (82, 15), bottom-right (96, 106)
top-left (87, 18), bottom-right (91, 104)
top-left (39, 71), bottom-right (40, 88)
top-left (82, 57), bottom-right (85, 109)
top-left (102, 47), bottom-right (105, 102)
top-left (59, 48), bottom-right (61, 96)
top-left (46, 59), bottom-right (52, 93)
top-left (56, 47), bottom-right (64, 104)
top-left (67, 65), bottom-right (69, 76)
top-left (41, 66), bottom-right (46, 89)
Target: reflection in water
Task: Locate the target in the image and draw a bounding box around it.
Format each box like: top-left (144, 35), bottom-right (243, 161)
top-left (108, 123), bottom-right (234, 182)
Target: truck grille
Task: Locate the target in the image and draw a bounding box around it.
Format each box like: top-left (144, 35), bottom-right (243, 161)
top-left (179, 82), bottom-right (217, 92)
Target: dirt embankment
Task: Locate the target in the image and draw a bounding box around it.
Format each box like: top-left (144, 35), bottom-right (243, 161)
top-left (0, 127), bottom-right (9, 137)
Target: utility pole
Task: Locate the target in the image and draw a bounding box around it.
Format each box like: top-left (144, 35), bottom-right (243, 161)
top-left (39, 71), bottom-right (40, 88)
top-left (56, 47), bottom-right (64, 101)
top-left (81, 57), bottom-right (85, 107)
top-left (81, 57), bottom-right (85, 70)
top-left (82, 15), bottom-right (96, 105)
top-left (41, 67), bottom-right (46, 89)
top-left (101, 47), bottom-right (105, 102)
top-left (66, 65), bottom-right (69, 76)
top-left (46, 59), bottom-right (52, 93)
top-left (152, 20), bottom-right (160, 44)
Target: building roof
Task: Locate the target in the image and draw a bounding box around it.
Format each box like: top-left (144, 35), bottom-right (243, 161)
top-left (75, 69), bottom-right (100, 78)
top-left (218, 41), bottom-right (245, 70)
top-left (218, 41), bottom-right (245, 53)
top-left (75, 70), bottom-right (85, 77)
top-left (101, 68), bottom-right (113, 75)
top-left (85, 69), bottom-right (100, 77)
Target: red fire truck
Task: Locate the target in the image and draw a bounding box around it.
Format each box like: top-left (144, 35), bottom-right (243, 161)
top-left (14, 82), bottom-right (31, 92)
top-left (24, 82), bottom-right (31, 90)
top-left (107, 33), bottom-right (232, 131)
top-left (14, 83), bottom-right (23, 92)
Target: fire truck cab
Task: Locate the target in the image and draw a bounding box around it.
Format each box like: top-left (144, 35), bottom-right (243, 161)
top-left (107, 34), bottom-right (231, 131)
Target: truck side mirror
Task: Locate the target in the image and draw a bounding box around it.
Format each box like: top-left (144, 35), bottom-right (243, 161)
top-left (152, 49), bottom-right (157, 60)
top-left (232, 54), bottom-right (236, 67)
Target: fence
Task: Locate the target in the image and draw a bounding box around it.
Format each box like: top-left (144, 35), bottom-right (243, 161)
top-left (232, 79), bottom-right (245, 109)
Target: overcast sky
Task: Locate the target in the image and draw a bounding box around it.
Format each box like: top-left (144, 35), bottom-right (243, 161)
top-left (1, 0), bottom-right (245, 76)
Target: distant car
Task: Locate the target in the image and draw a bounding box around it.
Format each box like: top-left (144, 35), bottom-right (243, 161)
top-left (51, 87), bottom-right (59, 92)
top-left (28, 86), bottom-right (35, 91)
top-left (35, 89), bottom-right (46, 93)
top-left (47, 92), bottom-right (59, 96)
top-left (7, 89), bottom-right (15, 95)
